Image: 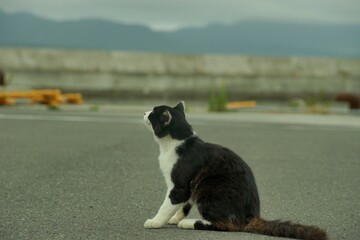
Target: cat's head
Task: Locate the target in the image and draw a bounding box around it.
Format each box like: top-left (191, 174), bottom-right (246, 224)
top-left (144, 101), bottom-right (194, 140)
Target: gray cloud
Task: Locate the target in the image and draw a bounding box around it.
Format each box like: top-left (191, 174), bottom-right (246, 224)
top-left (1, 0), bottom-right (359, 30)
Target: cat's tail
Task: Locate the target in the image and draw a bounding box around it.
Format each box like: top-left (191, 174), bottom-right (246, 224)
top-left (243, 217), bottom-right (328, 240)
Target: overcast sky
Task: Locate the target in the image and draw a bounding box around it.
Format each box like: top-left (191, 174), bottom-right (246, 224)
top-left (1, 0), bottom-right (359, 31)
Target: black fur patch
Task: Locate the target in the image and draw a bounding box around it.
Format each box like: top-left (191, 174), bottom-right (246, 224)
top-left (194, 221), bottom-right (216, 231)
top-left (182, 203), bottom-right (192, 217)
top-left (169, 187), bottom-right (189, 205)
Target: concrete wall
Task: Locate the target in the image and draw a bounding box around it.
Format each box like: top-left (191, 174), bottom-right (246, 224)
top-left (0, 48), bottom-right (359, 100)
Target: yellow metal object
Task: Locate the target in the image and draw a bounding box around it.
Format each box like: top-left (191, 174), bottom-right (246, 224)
top-left (0, 96), bottom-right (15, 105)
top-left (0, 89), bottom-right (83, 106)
top-left (64, 93), bottom-right (83, 104)
top-left (226, 101), bottom-right (257, 109)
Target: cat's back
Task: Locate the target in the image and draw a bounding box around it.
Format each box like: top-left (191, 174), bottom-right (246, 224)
top-left (177, 136), bottom-right (255, 180)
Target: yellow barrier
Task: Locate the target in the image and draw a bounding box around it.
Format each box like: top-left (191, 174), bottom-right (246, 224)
top-left (0, 96), bottom-right (15, 105)
top-left (226, 101), bottom-right (257, 109)
top-left (63, 93), bottom-right (83, 104)
top-left (0, 89), bottom-right (83, 106)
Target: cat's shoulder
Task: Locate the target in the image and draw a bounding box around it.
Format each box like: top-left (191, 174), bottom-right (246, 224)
top-left (176, 136), bottom-right (204, 154)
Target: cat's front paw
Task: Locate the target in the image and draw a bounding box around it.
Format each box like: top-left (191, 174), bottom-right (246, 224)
top-left (144, 219), bottom-right (163, 229)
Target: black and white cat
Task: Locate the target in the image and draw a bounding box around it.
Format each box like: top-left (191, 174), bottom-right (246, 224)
top-left (143, 101), bottom-right (328, 240)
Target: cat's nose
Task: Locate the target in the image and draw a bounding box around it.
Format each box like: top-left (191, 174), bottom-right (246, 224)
top-left (144, 112), bottom-right (146, 116)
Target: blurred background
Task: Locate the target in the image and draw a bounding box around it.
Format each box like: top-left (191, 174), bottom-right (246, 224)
top-left (0, 0), bottom-right (359, 112)
top-left (1, 2), bottom-right (360, 240)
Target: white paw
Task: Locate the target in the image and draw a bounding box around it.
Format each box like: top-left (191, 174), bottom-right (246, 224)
top-left (178, 219), bottom-right (196, 229)
top-left (168, 215), bottom-right (181, 225)
top-left (144, 219), bottom-right (163, 229)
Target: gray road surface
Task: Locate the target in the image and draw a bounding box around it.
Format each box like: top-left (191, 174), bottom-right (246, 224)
top-left (0, 109), bottom-right (359, 240)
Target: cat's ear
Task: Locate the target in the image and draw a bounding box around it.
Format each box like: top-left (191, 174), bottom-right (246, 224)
top-left (174, 101), bottom-right (185, 113)
top-left (160, 110), bottom-right (172, 126)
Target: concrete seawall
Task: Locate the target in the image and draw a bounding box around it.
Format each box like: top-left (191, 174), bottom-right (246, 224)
top-left (0, 48), bottom-right (359, 100)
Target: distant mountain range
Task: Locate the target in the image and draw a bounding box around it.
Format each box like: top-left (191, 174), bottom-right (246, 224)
top-left (0, 9), bottom-right (359, 57)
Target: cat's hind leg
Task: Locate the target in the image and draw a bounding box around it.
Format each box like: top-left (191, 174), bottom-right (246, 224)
top-left (168, 202), bottom-right (192, 225)
top-left (178, 219), bottom-right (215, 230)
top-left (178, 218), bottom-right (244, 231)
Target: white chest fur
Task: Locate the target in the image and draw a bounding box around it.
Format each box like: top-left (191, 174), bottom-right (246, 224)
top-left (157, 137), bottom-right (184, 188)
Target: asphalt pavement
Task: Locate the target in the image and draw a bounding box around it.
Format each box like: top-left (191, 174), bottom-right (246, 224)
top-left (0, 108), bottom-right (359, 240)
